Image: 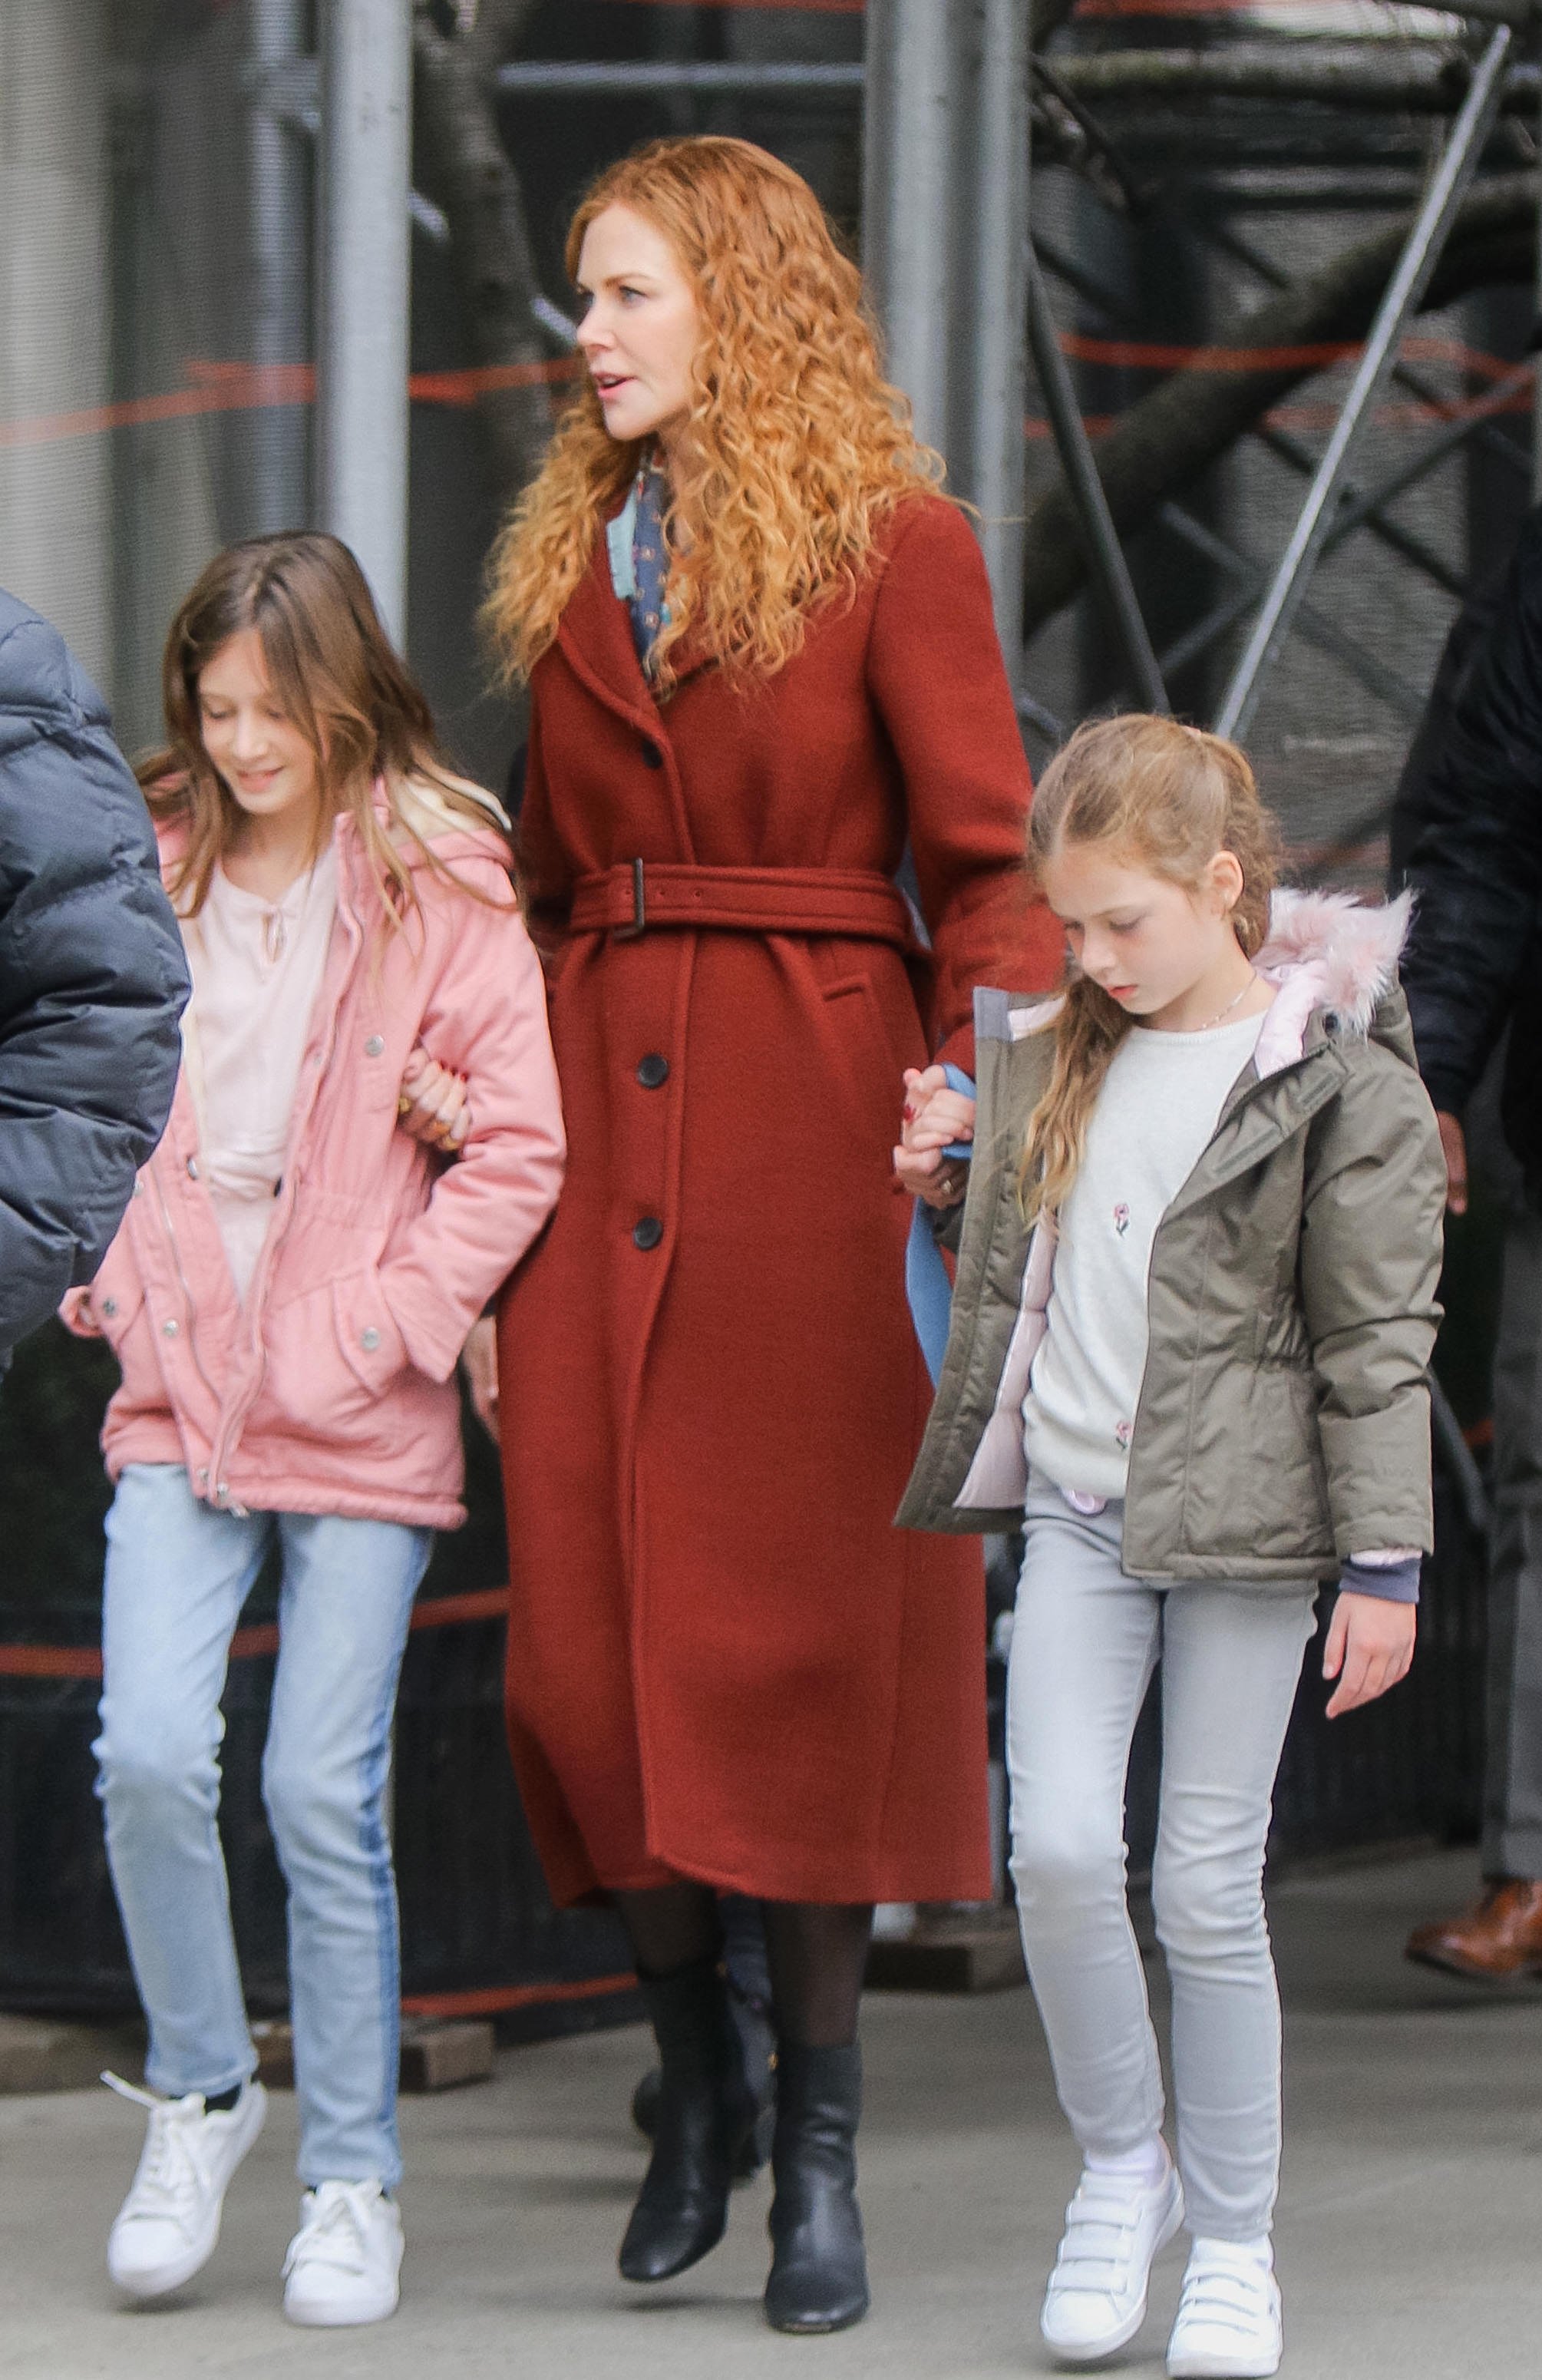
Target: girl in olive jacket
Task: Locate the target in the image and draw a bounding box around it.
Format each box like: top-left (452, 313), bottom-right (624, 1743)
top-left (896, 716), bottom-right (1445, 2380)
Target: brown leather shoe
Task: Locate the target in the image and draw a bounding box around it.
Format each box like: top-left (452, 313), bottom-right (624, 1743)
top-left (1406, 1879), bottom-right (1542, 1978)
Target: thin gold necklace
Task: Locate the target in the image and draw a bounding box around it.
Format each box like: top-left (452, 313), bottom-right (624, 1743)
top-left (1190, 976), bottom-right (1254, 1033)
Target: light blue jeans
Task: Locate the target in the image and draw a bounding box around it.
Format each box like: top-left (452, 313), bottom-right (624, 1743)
top-left (1007, 1479), bottom-right (1318, 2241)
top-left (94, 1463), bottom-right (431, 2190)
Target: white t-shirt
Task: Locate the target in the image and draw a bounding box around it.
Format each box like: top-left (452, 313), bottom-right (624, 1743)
top-left (186, 849), bottom-right (338, 1301)
top-left (1022, 1007), bottom-right (1267, 1501)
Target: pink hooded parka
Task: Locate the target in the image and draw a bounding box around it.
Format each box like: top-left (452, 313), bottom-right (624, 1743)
top-left (86, 791), bottom-right (565, 1529)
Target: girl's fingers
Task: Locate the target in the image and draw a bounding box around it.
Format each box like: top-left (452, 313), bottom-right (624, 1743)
top-left (1326, 1642), bottom-right (1369, 1717)
top-left (59, 1288), bottom-right (104, 1340)
top-left (460, 1317), bottom-right (500, 1442)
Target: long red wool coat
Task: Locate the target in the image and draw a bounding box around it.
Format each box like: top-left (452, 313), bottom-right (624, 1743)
top-left (497, 493), bottom-right (1062, 1907)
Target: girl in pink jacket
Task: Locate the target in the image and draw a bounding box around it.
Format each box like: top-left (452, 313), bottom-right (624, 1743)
top-left (60, 534), bottom-right (564, 2330)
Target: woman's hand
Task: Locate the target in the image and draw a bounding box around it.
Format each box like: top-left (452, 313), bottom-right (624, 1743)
top-left (893, 1064), bottom-right (975, 1208)
top-left (398, 1044), bottom-right (471, 1155)
top-left (1323, 1590), bottom-right (1416, 1718)
top-left (59, 1287), bottom-right (104, 1340)
top-left (461, 1315), bottom-right (499, 1443)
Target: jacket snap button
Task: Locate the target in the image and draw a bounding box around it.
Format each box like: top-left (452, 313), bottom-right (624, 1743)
top-left (632, 1216), bottom-right (664, 1251)
top-left (365, 1033), bottom-right (385, 1057)
top-left (186, 1156), bottom-right (200, 1180)
top-left (101, 1297), bottom-right (118, 1318)
top-left (639, 739), bottom-right (663, 769)
top-left (161, 1318), bottom-right (179, 1337)
top-left (637, 1053), bottom-right (669, 1089)
top-left (361, 1326), bottom-right (381, 1352)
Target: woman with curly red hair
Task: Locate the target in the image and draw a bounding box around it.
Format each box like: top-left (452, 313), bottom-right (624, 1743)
top-left (478, 135), bottom-right (1059, 2332)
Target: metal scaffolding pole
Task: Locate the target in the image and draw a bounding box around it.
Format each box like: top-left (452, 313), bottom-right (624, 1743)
top-left (318, 0), bottom-right (412, 643)
top-left (862, 0), bottom-right (1032, 660)
top-left (1534, 20), bottom-right (1542, 500)
top-left (1026, 250), bottom-right (1169, 712)
top-left (966, 0), bottom-right (1031, 660)
top-left (861, 0), bottom-right (954, 456)
top-left (1214, 21), bottom-right (1513, 740)
top-left (496, 61), bottom-right (864, 96)
top-left (248, 0), bottom-right (309, 534)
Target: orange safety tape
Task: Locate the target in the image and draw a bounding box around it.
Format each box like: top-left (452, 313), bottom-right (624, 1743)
top-left (1025, 375), bottom-right (1532, 440)
top-left (0, 1583), bottom-right (509, 1680)
top-left (607, 0), bottom-right (863, 9)
top-left (7, 345), bottom-right (1528, 455)
top-left (1076, 0), bottom-right (1353, 15)
top-left (0, 356), bottom-right (579, 451)
top-left (401, 1972), bottom-right (638, 2019)
top-left (1060, 332), bottom-right (1527, 384)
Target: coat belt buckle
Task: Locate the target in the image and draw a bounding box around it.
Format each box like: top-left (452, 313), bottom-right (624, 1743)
top-left (612, 857), bottom-right (647, 940)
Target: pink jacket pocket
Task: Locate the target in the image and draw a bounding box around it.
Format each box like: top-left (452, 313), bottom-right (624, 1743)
top-left (332, 1269), bottom-right (411, 1397)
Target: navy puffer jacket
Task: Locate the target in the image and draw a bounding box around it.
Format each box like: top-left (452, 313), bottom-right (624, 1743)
top-left (0, 590), bottom-right (188, 1358)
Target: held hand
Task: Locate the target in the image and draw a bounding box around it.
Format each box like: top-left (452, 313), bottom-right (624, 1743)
top-left (1323, 1590), bottom-right (1417, 1719)
top-left (59, 1287), bottom-right (104, 1340)
top-left (461, 1314), bottom-right (499, 1443)
top-left (398, 1045), bottom-right (472, 1155)
top-left (1435, 1110), bottom-right (1468, 1216)
top-left (895, 1065), bottom-right (975, 1208)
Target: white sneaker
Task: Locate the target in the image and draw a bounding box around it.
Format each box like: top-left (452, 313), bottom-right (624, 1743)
top-left (1041, 2153), bottom-right (1185, 2363)
top-left (1166, 2239), bottom-right (1283, 2378)
top-left (282, 2179), bottom-right (402, 2327)
top-left (104, 2071), bottom-right (267, 2299)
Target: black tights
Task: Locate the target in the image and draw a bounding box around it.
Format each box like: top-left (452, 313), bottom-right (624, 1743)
top-left (615, 1883), bottom-right (872, 2048)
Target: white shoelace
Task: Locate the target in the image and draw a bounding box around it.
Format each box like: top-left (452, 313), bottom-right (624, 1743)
top-left (283, 2182), bottom-right (382, 2280)
top-left (102, 2071), bottom-right (216, 2237)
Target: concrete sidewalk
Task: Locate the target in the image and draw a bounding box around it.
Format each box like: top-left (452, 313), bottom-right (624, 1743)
top-left (2, 1847), bottom-right (1538, 2379)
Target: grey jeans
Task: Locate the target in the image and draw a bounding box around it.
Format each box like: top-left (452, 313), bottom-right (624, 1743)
top-left (1484, 1193), bottom-right (1542, 1878)
top-left (1006, 1482), bottom-right (1316, 2242)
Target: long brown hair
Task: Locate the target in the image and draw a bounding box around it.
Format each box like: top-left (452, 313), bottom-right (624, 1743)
top-left (1019, 715), bottom-right (1279, 1224)
top-left (483, 134), bottom-right (944, 693)
top-left (141, 533), bottom-right (507, 928)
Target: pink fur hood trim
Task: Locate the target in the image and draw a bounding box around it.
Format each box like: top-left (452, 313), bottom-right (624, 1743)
top-left (1252, 886), bottom-right (1412, 1078)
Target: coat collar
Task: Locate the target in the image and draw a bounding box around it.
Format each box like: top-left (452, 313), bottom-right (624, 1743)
top-left (553, 517), bottom-right (718, 727)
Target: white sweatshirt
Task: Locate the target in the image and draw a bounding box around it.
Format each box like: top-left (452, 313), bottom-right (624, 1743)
top-left (1022, 1008), bottom-right (1266, 1501)
top-left (184, 850), bottom-right (338, 1301)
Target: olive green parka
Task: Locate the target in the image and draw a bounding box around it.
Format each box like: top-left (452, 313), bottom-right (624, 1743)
top-left (896, 891), bottom-right (1447, 1583)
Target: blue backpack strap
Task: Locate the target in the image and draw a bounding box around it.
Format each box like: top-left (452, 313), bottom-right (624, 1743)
top-left (903, 1063), bottom-right (976, 1387)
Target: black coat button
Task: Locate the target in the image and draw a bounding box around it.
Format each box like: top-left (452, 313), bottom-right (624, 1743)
top-left (632, 1216), bottom-right (664, 1251)
top-left (637, 1053), bottom-right (669, 1089)
top-left (640, 739), bottom-right (664, 769)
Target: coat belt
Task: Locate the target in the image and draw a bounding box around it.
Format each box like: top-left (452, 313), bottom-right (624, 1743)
top-left (568, 860), bottom-right (921, 947)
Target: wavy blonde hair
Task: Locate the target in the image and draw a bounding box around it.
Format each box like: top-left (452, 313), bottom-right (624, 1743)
top-left (482, 135), bottom-right (944, 691)
top-left (140, 534), bottom-right (512, 934)
top-left (1019, 715), bottom-right (1279, 1224)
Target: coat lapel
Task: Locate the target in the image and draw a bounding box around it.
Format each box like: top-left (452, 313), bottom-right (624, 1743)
top-left (555, 536), bottom-right (661, 731)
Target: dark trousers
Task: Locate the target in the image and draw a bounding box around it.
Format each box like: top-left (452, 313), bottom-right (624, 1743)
top-left (1484, 1194), bottom-right (1542, 1878)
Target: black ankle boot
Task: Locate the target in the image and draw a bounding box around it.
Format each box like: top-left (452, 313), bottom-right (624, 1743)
top-left (764, 2041), bottom-right (870, 2333)
top-left (619, 1955), bottom-right (758, 2283)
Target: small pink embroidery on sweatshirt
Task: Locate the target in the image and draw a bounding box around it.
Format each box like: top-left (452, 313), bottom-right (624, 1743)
top-left (1113, 1203), bottom-right (1131, 1236)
